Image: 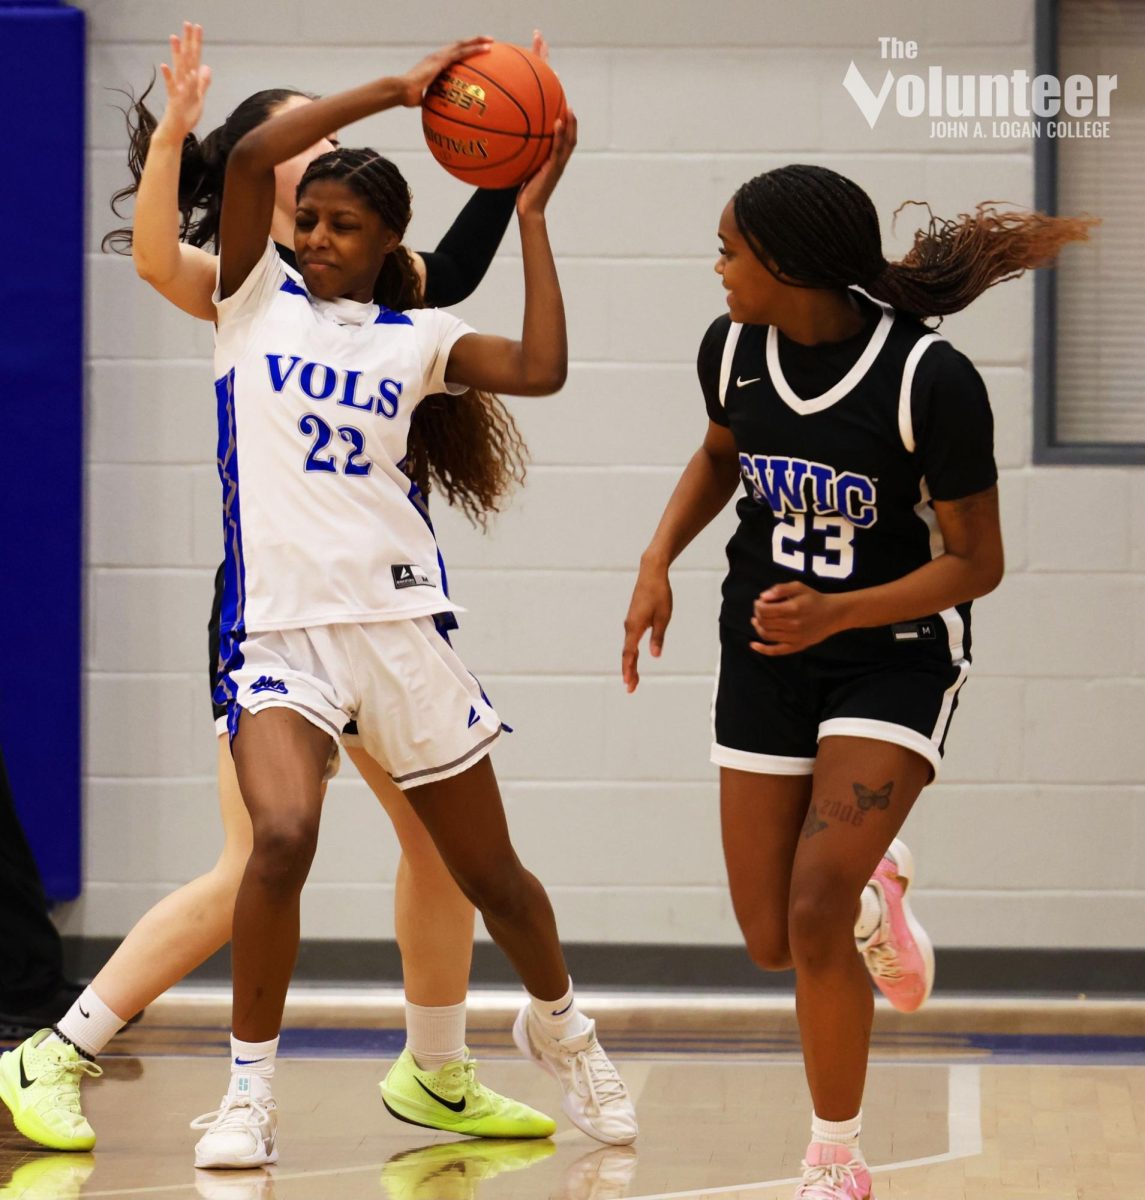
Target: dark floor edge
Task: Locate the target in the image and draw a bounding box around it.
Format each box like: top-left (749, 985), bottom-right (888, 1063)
top-left (62, 939), bottom-right (1145, 996)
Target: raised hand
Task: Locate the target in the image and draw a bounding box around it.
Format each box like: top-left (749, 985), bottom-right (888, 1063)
top-left (158, 21), bottom-right (212, 139)
top-left (397, 37), bottom-right (494, 107)
top-left (532, 28), bottom-right (551, 61)
top-left (517, 112), bottom-right (577, 217)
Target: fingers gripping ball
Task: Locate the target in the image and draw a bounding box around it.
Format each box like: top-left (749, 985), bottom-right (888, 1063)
top-left (422, 42), bottom-right (567, 188)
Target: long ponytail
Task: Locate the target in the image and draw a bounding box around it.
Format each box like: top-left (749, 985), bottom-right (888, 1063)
top-left (102, 80), bottom-right (313, 254)
top-left (732, 163), bottom-right (1097, 319)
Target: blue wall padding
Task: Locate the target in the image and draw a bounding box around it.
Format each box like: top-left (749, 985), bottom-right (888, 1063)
top-left (0, 2), bottom-right (86, 900)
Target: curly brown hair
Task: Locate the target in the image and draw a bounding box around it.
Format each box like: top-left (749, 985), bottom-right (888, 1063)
top-left (105, 90), bottom-right (528, 527)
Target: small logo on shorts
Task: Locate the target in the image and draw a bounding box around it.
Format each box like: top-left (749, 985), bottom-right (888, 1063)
top-left (251, 676), bottom-right (288, 694)
top-left (467, 706), bottom-right (480, 728)
top-left (392, 563), bottom-right (432, 590)
top-left (892, 620), bottom-right (937, 641)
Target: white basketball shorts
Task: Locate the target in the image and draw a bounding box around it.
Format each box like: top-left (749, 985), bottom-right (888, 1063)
top-left (219, 618), bottom-right (503, 790)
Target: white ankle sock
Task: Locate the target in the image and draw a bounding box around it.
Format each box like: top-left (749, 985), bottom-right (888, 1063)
top-left (812, 1110), bottom-right (862, 1149)
top-left (54, 987), bottom-right (126, 1058)
top-left (405, 999), bottom-right (467, 1071)
top-left (530, 977), bottom-right (591, 1041)
top-left (229, 1034), bottom-right (278, 1096)
top-left (854, 885), bottom-right (882, 943)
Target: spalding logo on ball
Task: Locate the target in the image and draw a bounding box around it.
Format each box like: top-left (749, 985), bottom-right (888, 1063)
top-left (422, 41), bottom-right (567, 189)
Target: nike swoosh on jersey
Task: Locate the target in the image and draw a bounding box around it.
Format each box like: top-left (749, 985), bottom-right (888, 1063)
top-left (415, 1077), bottom-right (466, 1113)
top-left (736, 376), bottom-right (762, 387)
top-left (19, 1048), bottom-right (37, 1089)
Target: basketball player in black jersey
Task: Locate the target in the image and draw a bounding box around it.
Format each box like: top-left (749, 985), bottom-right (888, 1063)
top-left (623, 165), bottom-right (1093, 1199)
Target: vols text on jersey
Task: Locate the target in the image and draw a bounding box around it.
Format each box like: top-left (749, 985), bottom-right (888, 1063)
top-left (265, 353), bottom-right (405, 418)
top-left (737, 453), bottom-right (878, 528)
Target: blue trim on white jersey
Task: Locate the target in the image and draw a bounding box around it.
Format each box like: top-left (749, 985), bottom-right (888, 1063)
top-left (375, 307), bottom-right (414, 326)
top-left (398, 460), bottom-right (459, 634)
top-left (279, 277), bottom-right (308, 297)
top-left (213, 368), bottom-right (248, 713)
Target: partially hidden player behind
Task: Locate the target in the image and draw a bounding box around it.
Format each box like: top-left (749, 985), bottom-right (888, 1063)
top-left (186, 37), bottom-right (635, 1168)
top-left (0, 23), bottom-right (548, 1156)
top-left (622, 165), bottom-right (1093, 1200)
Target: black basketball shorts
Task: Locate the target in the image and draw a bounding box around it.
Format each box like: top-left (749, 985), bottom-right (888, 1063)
top-left (710, 631), bottom-right (969, 780)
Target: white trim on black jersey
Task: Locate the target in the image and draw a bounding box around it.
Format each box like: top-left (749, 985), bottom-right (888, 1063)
top-left (897, 333), bottom-right (943, 453)
top-left (717, 321), bottom-right (744, 409)
top-left (765, 302), bottom-right (894, 415)
top-left (912, 478), bottom-right (966, 661)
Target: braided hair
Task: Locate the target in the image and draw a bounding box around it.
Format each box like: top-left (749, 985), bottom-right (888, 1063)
top-left (103, 80), bottom-right (314, 253)
top-left (298, 149), bottom-right (527, 527)
top-left (732, 163), bottom-right (1096, 319)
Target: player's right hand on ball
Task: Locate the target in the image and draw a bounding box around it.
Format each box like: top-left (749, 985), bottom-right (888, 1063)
top-left (159, 21), bottom-right (211, 137)
top-left (517, 112), bottom-right (577, 216)
top-left (399, 37), bottom-right (494, 106)
top-left (622, 565), bottom-right (673, 693)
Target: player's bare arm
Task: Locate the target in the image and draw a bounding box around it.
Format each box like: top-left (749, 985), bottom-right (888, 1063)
top-left (219, 39), bottom-right (493, 300)
top-left (131, 22), bottom-right (217, 319)
top-left (750, 484), bottom-right (1004, 656)
top-left (444, 115), bottom-right (577, 397)
top-left (622, 419), bottom-right (741, 691)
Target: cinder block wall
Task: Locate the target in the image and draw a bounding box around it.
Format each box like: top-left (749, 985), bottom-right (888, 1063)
top-left (67, 0), bottom-right (1144, 953)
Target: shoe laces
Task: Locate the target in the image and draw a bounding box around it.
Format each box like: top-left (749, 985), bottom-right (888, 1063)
top-left (567, 1038), bottom-right (628, 1110)
top-left (190, 1093), bottom-right (273, 1134)
top-left (863, 934), bottom-right (903, 980)
top-left (439, 1056), bottom-right (486, 1099)
top-left (38, 1056), bottom-right (102, 1113)
top-left (797, 1157), bottom-right (867, 1198)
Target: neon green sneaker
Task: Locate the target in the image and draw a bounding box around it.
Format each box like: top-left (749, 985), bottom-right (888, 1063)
top-left (379, 1047), bottom-right (556, 1139)
top-left (0, 1154), bottom-right (95, 1199)
top-left (381, 1137), bottom-right (556, 1200)
top-left (0, 1030), bottom-right (102, 1151)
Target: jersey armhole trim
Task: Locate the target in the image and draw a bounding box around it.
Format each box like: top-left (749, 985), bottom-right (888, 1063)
top-left (717, 321), bottom-right (744, 408)
top-left (898, 333), bottom-right (943, 453)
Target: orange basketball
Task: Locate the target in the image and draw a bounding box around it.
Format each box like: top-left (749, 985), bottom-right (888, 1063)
top-left (422, 42), bottom-right (567, 189)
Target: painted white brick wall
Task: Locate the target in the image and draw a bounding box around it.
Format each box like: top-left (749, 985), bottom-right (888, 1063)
top-left (62, 0), bottom-right (1144, 953)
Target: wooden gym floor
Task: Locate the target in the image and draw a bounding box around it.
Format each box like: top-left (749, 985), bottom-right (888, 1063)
top-left (2, 990), bottom-right (1144, 1199)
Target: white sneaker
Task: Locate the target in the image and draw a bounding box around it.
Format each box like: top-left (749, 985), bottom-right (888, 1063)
top-left (191, 1076), bottom-right (278, 1170)
top-left (512, 1005), bottom-right (637, 1146)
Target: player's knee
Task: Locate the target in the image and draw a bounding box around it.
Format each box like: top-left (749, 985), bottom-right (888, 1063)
top-left (248, 816), bottom-right (319, 892)
top-left (204, 855), bottom-right (245, 902)
top-left (787, 879), bottom-right (855, 964)
top-left (742, 923), bottom-right (793, 972)
top-left (457, 863), bottom-right (531, 925)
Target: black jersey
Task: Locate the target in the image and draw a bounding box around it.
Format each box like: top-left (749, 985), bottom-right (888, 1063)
top-left (699, 292), bottom-right (997, 664)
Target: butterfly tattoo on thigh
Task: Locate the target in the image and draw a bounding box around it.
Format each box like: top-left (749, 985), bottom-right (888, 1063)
top-left (853, 781), bottom-right (893, 812)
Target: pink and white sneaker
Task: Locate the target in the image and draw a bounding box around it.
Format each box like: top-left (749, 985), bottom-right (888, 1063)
top-left (857, 837), bottom-right (935, 1012)
top-left (795, 1142), bottom-right (873, 1199)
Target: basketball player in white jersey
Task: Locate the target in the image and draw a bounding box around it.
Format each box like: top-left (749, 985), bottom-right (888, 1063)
top-left (183, 38), bottom-right (635, 1168)
top-left (623, 166), bottom-right (1093, 1198)
top-left (0, 24), bottom-right (555, 1157)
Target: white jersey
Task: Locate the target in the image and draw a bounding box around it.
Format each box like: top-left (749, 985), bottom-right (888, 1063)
top-left (213, 241), bottom-right (474, 636)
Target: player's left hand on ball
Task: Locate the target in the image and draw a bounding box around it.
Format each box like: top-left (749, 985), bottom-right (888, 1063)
top-left (749, 581), bottom-right (844, 655)
top-left (517, 112), bottom-right (577, 216)
top-left (532, 29), bottom-right (551, 62)
top-left (399, 37), bottom-right (494, 106)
